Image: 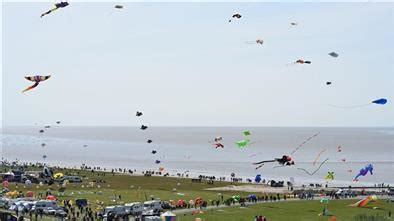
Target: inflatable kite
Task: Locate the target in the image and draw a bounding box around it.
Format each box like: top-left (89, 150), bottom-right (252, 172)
top-left (354, 164), bottom-right (373, 181)
top-left (297, 158), bottom-right (329, 175)
top-left (253, 155), bottom-right (294, 169)
top-left (349, 195), bottom-right (377, 207)
top-left (325, 171), bottom-right (334, 181)
top-left (255, 174), bottom-right (262, 183)
top-left (140, 125), bottom-right (148, 130)
top-left (229, 13), bottom-right (241, 22)
top-left (329, 98), bottom-right (387, 108)
top-left (136, 111), bottom-right (143, 117)
top-left (328, 52), bottom-right (339, 57)
top-left (41, 1), bottom-right (69, 18)
top-left (22, 75), bottom-right (51, 93)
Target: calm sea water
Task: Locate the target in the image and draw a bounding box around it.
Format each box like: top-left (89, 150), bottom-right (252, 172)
top-left (1, 126), bottom-right (393, 186)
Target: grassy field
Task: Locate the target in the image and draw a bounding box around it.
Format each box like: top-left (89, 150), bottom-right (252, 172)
top-left (178, 199), bottom-right (394, 221)
top-left (2, 167), bottom-right (253, 207)
top-left (2, 166), bottom-right (394, 220)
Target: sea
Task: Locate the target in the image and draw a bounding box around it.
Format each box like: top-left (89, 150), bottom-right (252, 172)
top-left (1, 126), bottom-right (393, 187)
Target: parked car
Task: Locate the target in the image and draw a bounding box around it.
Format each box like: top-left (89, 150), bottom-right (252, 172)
top-left (32, 200), bottom-right (58, 212)
top-left (55, 176), bottom-right (82, 183)
top-left (103, 205), bottom-right (128, 218)
top-left (124, 202), bottom-right (143, 215)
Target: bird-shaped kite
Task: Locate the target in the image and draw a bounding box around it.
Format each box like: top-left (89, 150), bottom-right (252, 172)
top-left (22, 75), bottom-right (51, 93)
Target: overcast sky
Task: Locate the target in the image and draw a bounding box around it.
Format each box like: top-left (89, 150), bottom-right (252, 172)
top-left (2, 2), bottom-right (393, 127)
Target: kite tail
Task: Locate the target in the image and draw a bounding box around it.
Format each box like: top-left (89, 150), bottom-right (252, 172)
top-left (41, 7), bottom-right (59, 18)
top-left (22, 82), bottom-right (39, 93)
top-left (328, 104), bottom-right (371, 109)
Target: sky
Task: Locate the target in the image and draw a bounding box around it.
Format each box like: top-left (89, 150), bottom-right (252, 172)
top-left (1, 2), bottom-right (393, 127)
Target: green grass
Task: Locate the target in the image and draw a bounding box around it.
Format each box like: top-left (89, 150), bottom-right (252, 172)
top-left (177, 200), bottom-right (394, 221)
top-left (2, 167), bottom-right (253, 209)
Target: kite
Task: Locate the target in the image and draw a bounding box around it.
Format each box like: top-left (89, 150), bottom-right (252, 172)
top-left (214, 136), bottom-right (223, 142)
top-left (337, 146), bottom-right (342, 152)
top-left (22, 75), bottom-right (51, 93)
top-left (329, 98), bottom-right (388, 108)
top-left (114, 5), bottom-right (124, 9)
top-left (254, 174), bottom-right (262, 183)
top-left (295, 59), bottom-right (311, 64)
top-left (83, 145), bottom-right (88, 147)
top-left (44, 126), bottom-right (51, 129)
top-left (214, 143), bottom-right (224, 149)
top-left (341, 158), bottom-right (346, 162)
top-left (236, 139), bottom-right (250, 148)
top-left (155, 160), bottom-right (161, 164)
top-left (328, 52), bottom-right (339, 58)
top-left (39, 130), bottom-right (45, 133)
top-left (41, 1), bottom-right (69, 18)
top-left (313, 149), bottom-right (326, 166)
top-left (41, 143), bottom-right (46, 147)
top-left (56, 121), bottom-right (61, 124)
top-left (290, 22), bottom-right (298, 26)
top-left (253, 155), bottom-right (294, 170)
top-left (243, 130), bottom-right (251, 136)
top-left (353, 164), bottom-right (373, 181)
top-left (297, 158), bottom-right (329, 175)
top-left (42, 155), bottom-right (47, 159)
top-left (140, 125), bottom-right (148, 130)
top-left (349, 195), bottom-right (377, 207)
top-left (229, 13), bottom-right (241, 22)
top-left (326, 82), bottom-right (332, 85)
top-left (151, 150), bottom-right (157, 154)
top-left (291, 132), bottom-right (320, 155)
top-left (245, 39), bottom-right (264, 45)
top-left (136, 111), bottom-right (143, 117)
top-left (147, 139), bottom-right (153, 143)
top-left (325, 171), bottom-right (334, 181)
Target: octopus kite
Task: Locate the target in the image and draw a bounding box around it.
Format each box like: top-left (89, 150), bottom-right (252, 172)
top-left (41, 1), bottom-right (69, 18)
top-left (354, 164), bottom-right (373, 181)
top-left (253, 155), bottom-right (294, 169)
top-left (22, 75), bottom-right (51, 93)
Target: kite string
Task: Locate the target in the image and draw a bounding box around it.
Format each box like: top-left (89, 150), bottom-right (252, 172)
top-left (291, 132), bottom-right (320, 155)
top-left (312, 149), bottom-right (326, 166)
top-left (297, 158), bottom-right (329, 176)
top-left (327, 103), bottom-right (371, 109)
